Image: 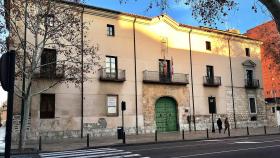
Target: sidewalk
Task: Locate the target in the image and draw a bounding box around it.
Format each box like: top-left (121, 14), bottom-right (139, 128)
top-left (0, 127), bottom-right (5, 153)
top-left (11, 127), bottom-right (280, 153)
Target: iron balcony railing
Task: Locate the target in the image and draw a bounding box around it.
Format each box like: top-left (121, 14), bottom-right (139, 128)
top-left (245, 79), bottom-right (259, 89)
top-left (203, 76), bottom-right (221, 87)
top-left (33, 64), bottom-right (65, 79)
top-left (143, 70), bottom-right (189, 85)
top-left (100, 68), bottom-right (126, 82)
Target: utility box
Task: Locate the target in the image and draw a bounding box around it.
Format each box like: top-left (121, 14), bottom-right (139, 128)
top-left (117, 126), bottom-right (124, 139)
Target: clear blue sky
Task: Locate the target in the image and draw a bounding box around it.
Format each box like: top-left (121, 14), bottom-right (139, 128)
top-left (84, 0), bottom-right (272, 33)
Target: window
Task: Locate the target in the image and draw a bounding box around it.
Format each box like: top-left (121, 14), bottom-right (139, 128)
top-left (245, 48), bottom-right (250, 57)
top-left (250, 116), bottom-right (257, 121)
top-left (106, 95), bottom-right (118, 116)
top-left (159, 59), bottom-right (171, 82)
top-left (206, 41), bottom-right (211, 51)
top-left (272, 107), bottom-right (276, 113)
top-left (40, 94), bottom-right (55, 119)
top-left (41, 49), bottom-right (57, 78)
top-left (107, 24), bottom-right (115, 36)
top-left (206, 65), bottom-right (214, 78)
top-left (249, 97), bottom-right (257, 114)
top-left (46, 15), bottom-right (54, 27)
top-left (106, 56), bottom-right (117, 78)
top-left (246, 69), bottom-right (253, 82)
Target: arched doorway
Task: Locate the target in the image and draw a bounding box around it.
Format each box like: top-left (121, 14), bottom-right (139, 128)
top-left (155, 97), bottom-right (178, 132)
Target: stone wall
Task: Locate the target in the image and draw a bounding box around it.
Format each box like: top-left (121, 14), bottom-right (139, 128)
top-left (224, 87), bottom-right (267, 128)
top-left (12, 115), bottom-right (31, 134)
top-left (142, 84), bottom-right (190, 132)
top-left (265, 103), bottom-right (279, 127)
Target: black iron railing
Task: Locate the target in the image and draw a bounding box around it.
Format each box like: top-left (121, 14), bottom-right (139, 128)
top-left (33, 64), bottom-right (65, 79)
top-left (100, 68), bottom-right (126, 82)
top-left (203, 76), bottom-right (221, 87)
top-left (245, 79), bottom-right (259, 89)
top-left (143, 70), bottom-right (189, 85)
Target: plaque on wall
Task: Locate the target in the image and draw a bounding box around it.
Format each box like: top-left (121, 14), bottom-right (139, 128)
top-left (107, 95), bottom-right (118, 116)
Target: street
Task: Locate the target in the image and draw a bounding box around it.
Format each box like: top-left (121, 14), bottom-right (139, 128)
top-left (117, 135), bottom-right (280, 158)
top-left (37, 134), bottom-right (280, 158)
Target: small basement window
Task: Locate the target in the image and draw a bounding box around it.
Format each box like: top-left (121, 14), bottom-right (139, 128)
top-left (272, 107), bottom-right (276, 113)
top-left (250, 116), bottom-right (257, 121)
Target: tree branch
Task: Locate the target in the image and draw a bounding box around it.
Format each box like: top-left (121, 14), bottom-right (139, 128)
top-left (259, 0), bottom-right (280, 33)
top-left (31, 81), bottom-right (60, 96)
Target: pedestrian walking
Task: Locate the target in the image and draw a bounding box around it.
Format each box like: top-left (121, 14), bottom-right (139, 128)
top-left (224, 117), bottom-right (230, 134)
top-left (217, 118), bottom-right (223, 133)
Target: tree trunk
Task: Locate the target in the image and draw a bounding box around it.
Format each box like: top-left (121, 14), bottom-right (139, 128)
top-left (18, 84), bottom-right (32, 150)
top-left (259, 0), bottom-right (280, 33)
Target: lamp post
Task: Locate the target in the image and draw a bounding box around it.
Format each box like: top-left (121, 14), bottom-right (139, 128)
top-left (209, 96), bottom-right (216, 133)
top-left (121, 101), bottom-right (126, 144)
top-left (211, 112), bottom-right (215, 133)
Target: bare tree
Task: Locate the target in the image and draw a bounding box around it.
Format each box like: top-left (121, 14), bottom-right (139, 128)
top-left (0, 0), bottom-right (100, 149)
top-left (120, 0), bottom-right (280, 33)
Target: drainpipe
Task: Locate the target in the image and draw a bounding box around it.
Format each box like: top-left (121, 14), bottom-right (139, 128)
top-left (80, 6), bottom-right (85, 138)
top-left (188, 29), bottom-right (196, 131)
top-left (133, 17), bottom-right (139, 135)
top-left (227, 39), bottom-right (237, 129)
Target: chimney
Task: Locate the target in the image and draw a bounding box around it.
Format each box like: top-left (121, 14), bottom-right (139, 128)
top-left (227, 29), bottom-right (240, 34)
top-left (67, 0), bottom-right (80, 3)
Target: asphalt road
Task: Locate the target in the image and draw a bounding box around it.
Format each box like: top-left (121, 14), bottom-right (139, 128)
top-left (115, 135), bottom-right (280, 158)
top-left (8, 134), bottom-right (280, 158)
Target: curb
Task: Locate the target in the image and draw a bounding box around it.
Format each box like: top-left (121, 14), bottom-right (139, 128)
top-left (33, 132), bottom-right (280, 154)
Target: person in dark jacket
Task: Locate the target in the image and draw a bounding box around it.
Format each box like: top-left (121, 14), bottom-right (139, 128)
top-left (224, 117), bottom-right (230, 134)
top-left (217, 118), bottom-right (223, 134)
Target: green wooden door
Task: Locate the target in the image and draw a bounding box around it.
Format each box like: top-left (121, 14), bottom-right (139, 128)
top-left (155, 97), bottom-right (178, 132)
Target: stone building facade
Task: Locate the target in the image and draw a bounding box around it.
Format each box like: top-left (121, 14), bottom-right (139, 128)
top-left (11, 1), bottom-right (269, 140)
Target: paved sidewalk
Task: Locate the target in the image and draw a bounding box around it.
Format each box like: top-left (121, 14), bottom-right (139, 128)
top-left (10, 127), bottom-right (280, 153)
top-left (0, 127), bottom-right (5, 153)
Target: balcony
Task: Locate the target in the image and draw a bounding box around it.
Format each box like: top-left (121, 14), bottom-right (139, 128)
top-left (203, 76), bottom-right (221, 87)
top-left (100, 68), bottom-right (126, 82)
top-left (245, 79), bottom-right (259, 89)
top-left (33, 64), bottom-right (65, 79)
top-left (143, 70), bottom-right (189, 85)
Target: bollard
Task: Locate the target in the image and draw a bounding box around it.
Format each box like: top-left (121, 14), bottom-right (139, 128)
top-left (123, 132), bottom-right (126, 144)
top-left (87, 134), bottom-right (89, 147)
top-left (264, 126), bottom-right (267, 135)
top-left (155, 130), bottom-right (158, 142)
top-left (182, 130), bottom-right (185, 140)
top-left (228, 127), bottom-right (231, 137)
top-left (206, 128), bottom-right (209, 139)
top-left (247, 126), bottom-right (250, 136)
top-left (39, 136), bottom-right (42, 151)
